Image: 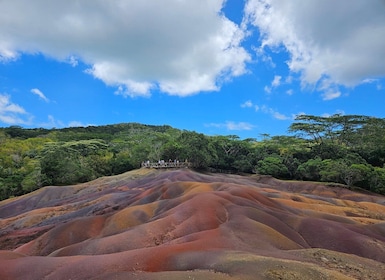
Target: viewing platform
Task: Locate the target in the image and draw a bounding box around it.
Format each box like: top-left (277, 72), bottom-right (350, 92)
top-left (141, 160), bottom-right (191, 169)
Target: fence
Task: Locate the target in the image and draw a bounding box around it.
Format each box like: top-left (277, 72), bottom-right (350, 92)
top-left (141, 160), bottom-right (191, 169)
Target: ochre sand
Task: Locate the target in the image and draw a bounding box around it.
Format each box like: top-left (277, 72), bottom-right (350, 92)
top-left (1, 169), bottom-right (385, 279)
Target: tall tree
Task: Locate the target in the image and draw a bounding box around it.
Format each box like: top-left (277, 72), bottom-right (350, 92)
top-left (177, 131), bottom-right (213, 168)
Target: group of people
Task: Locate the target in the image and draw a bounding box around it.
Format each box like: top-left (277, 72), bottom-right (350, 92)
top-left (141, 159), bottom-right (189, 168)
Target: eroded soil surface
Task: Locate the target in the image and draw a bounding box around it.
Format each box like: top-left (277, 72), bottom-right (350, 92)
top-left (1, 169), bottom-right (385, 279)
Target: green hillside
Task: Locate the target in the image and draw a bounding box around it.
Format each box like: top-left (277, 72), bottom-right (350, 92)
top-left (1, 114), bottom-right (385, 200)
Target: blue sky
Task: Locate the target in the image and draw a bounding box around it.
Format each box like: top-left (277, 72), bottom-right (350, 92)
top-left (1, 0), bottom-right (385, 139)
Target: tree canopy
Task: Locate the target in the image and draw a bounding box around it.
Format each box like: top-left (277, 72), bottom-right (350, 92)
top-left (1, 114), bottom-right (385, 200)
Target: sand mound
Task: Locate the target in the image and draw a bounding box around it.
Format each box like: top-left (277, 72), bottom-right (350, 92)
top-left (1, 169), bottom-right (385, 279)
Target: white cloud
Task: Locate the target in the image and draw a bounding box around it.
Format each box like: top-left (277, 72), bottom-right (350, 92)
top-left (31, 88), bottom-right (49, 102)
top-left (260, 105), bottom-right (290, 120)
top-left (241, 100), bottom-right (253, 108)
top-left (264, 75), bottom-right (281, 93)
top-left (271, 111), bottom-right (289, 121)
top-left (362, 78), bottom-right (378, 85)
top-left (67, 56), bottom-right (78, 67)
top-left (242, 100), bottom-right (291, 120)
top-left (0, 0), bottom-right (250, 97)
top-left (244, 0), bottom-right (385, 97)
top-left (225, 121), bottom-right (255, 131)
top-left (286, 89), bottom-right (293, 95)
top-left (241, 100), bottom-right (260, 111)
top-left (39, 115), bottom-right (64, 128)
top-left (322, 90), bottom-right (341, 101)
top-left (39, 116), bottom-right (93, 128)
top-left (263, 106), bottom-right (290, 120)
top-left (68, 121), bottom-right (93, 127)
top-left (0, 94), bottom-right (31, 125)
top-left (206, 121), bottom-right (255, 131)
top-left (271, 75), bottom-right (281, 87)
top-left (362, 78), bottom-right (383, 91)
top-left (321, 110), bottom-right (345, 118)
top-left (317, 78), bottom-right (342, 101)
top-left (0, 48), bottom-right (18, 62)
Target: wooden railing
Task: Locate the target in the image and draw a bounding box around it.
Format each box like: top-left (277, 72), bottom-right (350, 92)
top-left (141, 161), bottom-right (191, 169)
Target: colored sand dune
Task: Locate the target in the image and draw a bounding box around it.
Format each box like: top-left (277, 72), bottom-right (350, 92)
top-left (1, 169), bottom-right (385, 279)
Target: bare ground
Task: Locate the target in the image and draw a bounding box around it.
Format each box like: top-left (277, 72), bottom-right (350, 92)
top-left (1, 169), bottom-right (385, 279)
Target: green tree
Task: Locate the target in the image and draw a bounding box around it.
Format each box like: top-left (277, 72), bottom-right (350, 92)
top-left (110, 151), bottom-right (134, 174)
top-left (296, 157), bottom-right (323, 181)
top-left (209, 135), bottom-right (255, 172)
top-left (177, 131), bottom-right (213, 169)
top-left (319, 159), bottom-right (342, 183)
top-left (370, 167), bottom-right (385, 194)
top-left (21, 158), bottom-right (43, 193)
top-left (161, 141), bottom-right (184, 162)
top-left (289, 114), bottom-right (370, 145)
top-left (39, 140), bottom-right (111, 185)
top-left (255, 156), bottom-right (289, 178)
top-left (341, 163), bottom-right (372, 188)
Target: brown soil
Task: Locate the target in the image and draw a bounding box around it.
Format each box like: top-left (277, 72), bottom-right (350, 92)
top-left (1, 169), bottom-right (384, 279)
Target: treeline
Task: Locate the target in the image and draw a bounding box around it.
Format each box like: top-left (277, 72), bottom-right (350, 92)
top-left (1, 114), bottom-right (385, 200)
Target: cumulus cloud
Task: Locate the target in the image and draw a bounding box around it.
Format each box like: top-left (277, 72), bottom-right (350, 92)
top-left (0, 94), bottom-right (30, 124)
top-left (31, 88), bottom-right (49, 102)
top-left (0, 0), bottom-right (250, 97)
top-left (244, 0), bottom-right (385, 97)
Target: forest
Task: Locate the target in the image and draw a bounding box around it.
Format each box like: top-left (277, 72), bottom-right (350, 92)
top-left (1, 114), bottom-right (385, 200)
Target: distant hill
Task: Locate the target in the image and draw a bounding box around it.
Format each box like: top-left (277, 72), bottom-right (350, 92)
top-left (1, 169), bottom-right (384, 279)
top-left (1, 114), bottom-right (385, 201)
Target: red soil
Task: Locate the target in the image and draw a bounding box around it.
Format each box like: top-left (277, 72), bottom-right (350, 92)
top-left (1, 169), bottom-right (385, 279)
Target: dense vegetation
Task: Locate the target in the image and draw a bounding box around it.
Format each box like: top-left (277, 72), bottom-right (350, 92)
top-left (1, 114), bottom-right (385, 200)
